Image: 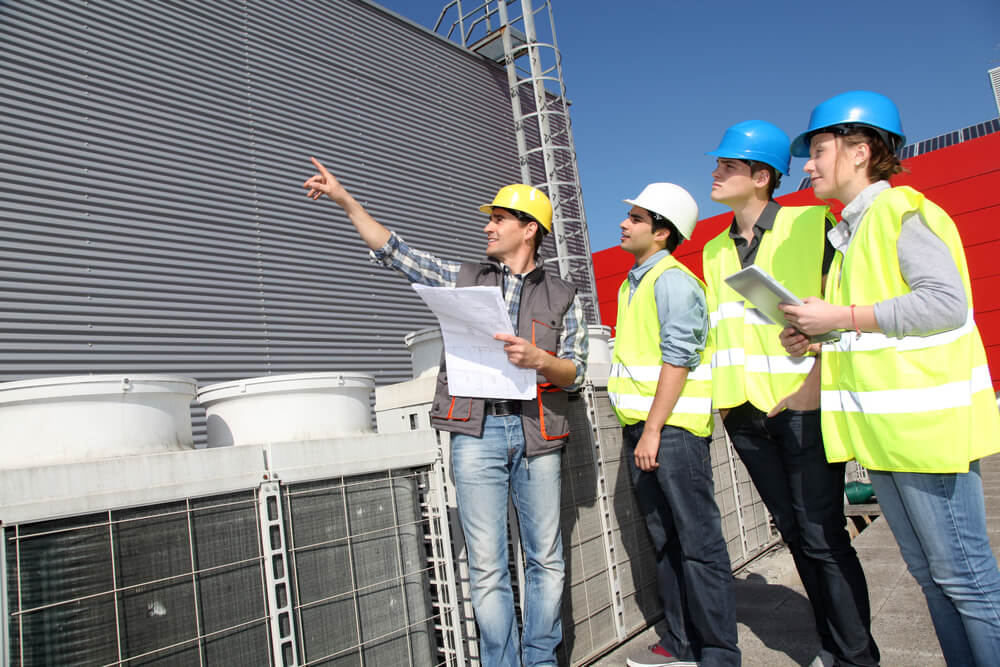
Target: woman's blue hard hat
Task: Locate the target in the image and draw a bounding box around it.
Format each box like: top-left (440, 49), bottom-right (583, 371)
top-left (790, 90), bottom-right (906, 157)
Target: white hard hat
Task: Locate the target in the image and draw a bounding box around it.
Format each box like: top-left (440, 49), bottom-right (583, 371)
top-left (623, 183), bottom-right (699, 240)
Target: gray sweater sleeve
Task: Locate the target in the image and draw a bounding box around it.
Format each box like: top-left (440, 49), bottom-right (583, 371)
top-left (872, 211), bottom-right (968, 337)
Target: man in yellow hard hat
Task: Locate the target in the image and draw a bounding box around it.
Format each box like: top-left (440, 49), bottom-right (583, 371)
top-left (303, 157), bottom-right (587, 667)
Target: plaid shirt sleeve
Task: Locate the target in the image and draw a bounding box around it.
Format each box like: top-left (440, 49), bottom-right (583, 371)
top-left (369, 232), bottom-right (462, 287)
top-left (559, 295), bottom-right (589, 391)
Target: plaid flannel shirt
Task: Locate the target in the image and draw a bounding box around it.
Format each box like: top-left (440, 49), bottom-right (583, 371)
top-left (371, 232), bottom-right (587, 390)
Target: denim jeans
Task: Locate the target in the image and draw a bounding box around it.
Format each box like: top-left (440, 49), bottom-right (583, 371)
top-left (869, 461), bottom-right (1000, 666)
top-left (723, 403), bottom-right (878, 666)
top-left (623, 422), bottom-right (740, 667)
top-left (451, 414), bottom-right (564, 667)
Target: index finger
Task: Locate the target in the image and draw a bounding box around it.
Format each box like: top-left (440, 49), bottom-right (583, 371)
top-left (310, 156), bottom-right (331, 177)
top-left (494, 333), bottom-right (517, 343)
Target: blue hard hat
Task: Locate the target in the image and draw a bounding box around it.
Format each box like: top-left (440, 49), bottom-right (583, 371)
top-left (706, 120), bottom-right (791, 175)
top-left (790, 90), bottom-right (906, 157)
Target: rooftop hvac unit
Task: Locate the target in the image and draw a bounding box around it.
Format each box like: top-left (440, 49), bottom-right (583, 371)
top-left (1, 414), bottom-right (442, 665)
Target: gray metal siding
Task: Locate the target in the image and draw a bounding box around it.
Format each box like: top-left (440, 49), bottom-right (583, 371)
top-left (0, 0), bottom-right (524, 439)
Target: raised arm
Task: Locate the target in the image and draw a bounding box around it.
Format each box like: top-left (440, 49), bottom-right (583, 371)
top-left (303, 157), bottom-right (391, 251)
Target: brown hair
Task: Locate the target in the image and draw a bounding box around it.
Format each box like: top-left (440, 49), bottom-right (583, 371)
top-left (650, 213), bottom-right (682, 254)
top-left (744, 160), bottom-right (782, 199)
top-left (838, 126), bottom-right (907, 182)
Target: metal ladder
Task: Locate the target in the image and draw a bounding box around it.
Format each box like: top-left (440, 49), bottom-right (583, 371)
top-left (435, 0), bottom-right (601, 325)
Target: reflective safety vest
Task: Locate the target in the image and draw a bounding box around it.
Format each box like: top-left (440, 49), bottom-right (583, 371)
top-left (608, 254), bottom-right (713, 437)
top-left (703, 206), bottom-right (830, 411)
top-left (430, 261), bottom-right (577, 457)
top-left (821, 186), bottom-right (1000, 473)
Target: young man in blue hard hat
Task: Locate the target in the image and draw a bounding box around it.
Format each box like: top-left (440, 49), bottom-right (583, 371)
top-left (702, 121), bottom-right (879, 667)
top-left (303, 158), bottom-right (588, 667)
top-left (610, 183), bottom-right (739, 667)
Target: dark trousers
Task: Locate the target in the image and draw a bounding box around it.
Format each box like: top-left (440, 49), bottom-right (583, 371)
top-left (724, 402), bottom-right (880, 666)
top-left (623, 422), bottom-right (741, 667)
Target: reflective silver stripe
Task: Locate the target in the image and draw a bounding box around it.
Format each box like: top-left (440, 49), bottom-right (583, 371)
top-left (830, 310), bottom-right (976, 353)
top-left (745, 354), bottom-right (814, 374)
top-left (712, 347), bottom-right (746, 368)
top-left (606, 392), bottom-right (713, 415)
top-left (710, 300), bottom-right (745, 327)
top-left (822, 364), bottom-right (994, 414)
top-left (610, 362), bottom-right (711, 382)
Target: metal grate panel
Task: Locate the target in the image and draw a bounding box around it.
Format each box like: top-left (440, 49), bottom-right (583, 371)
top-left (5, 491), bottom-right (271, 666)
top-left (282, 469), bottom-right (437, 666)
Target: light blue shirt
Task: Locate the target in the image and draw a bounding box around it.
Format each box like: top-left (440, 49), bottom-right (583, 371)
top-left (627, 249), bottom-right (707, 369)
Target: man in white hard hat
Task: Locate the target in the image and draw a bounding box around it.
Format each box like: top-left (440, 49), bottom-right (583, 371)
top-left (609, 183), bottom-right (739, 667)
top-left (703, 121), bottom-right (879, 667)
top-left (303, 157), bottom-right (588, 667)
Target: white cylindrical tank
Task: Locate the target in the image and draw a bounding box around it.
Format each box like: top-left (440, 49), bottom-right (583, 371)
top-left (197, 372), bottom-right (375, 447)
top-left (0, 374), bottom-right (197, 468)
top-left (403, 327), bottom-right (443, 379)
top-left (587, 325), bottom-right (613, 384)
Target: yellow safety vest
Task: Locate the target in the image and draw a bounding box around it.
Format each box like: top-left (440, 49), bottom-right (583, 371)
top-left (822, 186), bottom-right (1000, 472)
top-left (608, 254), bottom-right (713, 437)
top-left (703, 206), bottom-right (830, 411)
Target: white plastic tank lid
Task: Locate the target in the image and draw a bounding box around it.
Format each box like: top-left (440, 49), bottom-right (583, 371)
top-left (403, 327), bottom-right (441, 347)
top-left (197, 371), bottom-right (375, 403)
top-left (0, 374), bottom-right (198, 403)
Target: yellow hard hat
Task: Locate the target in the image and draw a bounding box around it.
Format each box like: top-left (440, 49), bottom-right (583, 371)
top-left (479, 184), bottom-right (553, 233)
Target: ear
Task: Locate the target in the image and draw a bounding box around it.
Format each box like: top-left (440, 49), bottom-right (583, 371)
top-left (854, 141), bottom-right (872, 166)
top-left (653, 226), bottom-right (670, 246)
top-left (752, 168), bottom-right (771, 190)
top-left (523, 220), bottom-right (538, 241)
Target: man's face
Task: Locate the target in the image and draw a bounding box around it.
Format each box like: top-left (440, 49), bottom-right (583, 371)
top-left (619, 206), bottom-right (662, 258)
top-left (710, 158), bottom-right (756, 206)
top-left (483, 207), bottom-right (533, 260)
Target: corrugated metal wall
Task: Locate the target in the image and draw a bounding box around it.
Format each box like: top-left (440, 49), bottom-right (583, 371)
top-left (0, 0), bottom-right (532, 439)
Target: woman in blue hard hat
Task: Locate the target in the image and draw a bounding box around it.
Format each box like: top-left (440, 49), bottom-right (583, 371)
top-left (779, 90), bottom-right (1000, 666)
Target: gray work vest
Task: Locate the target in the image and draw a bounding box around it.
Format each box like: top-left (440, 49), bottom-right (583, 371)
top-left (430, 260), bottom-right (577, 457)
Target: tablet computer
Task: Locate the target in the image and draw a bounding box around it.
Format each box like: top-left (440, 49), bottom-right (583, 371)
top-left (723, 264), bottom-right (842, 344)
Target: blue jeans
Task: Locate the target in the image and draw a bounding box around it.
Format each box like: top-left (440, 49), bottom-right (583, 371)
top-left (724, 403), bottom-right (878, 666)
top-left (623, 422), bottom-right (740, 667)
top-left (451, 414), bottom-right (564, 667)
top-left (869, 461), bottom-right (1000, 666)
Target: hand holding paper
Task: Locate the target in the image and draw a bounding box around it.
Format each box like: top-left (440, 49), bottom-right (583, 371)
top-left (411, 284), bottom-right (536, 399)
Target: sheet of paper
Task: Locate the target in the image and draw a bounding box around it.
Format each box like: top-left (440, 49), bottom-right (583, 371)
top-left (412, 284), bottom-right (536, 400)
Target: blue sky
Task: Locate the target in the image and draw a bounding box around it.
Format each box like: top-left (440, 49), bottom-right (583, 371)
top-left (372, 0), bottom-right (1000, 252)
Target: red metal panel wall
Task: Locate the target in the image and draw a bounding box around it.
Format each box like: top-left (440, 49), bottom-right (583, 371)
top-left (591, 131), bottom-right (1000, 388)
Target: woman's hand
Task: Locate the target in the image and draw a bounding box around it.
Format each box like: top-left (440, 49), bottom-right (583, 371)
top-left (779, 297), bottom-right (845, 336)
